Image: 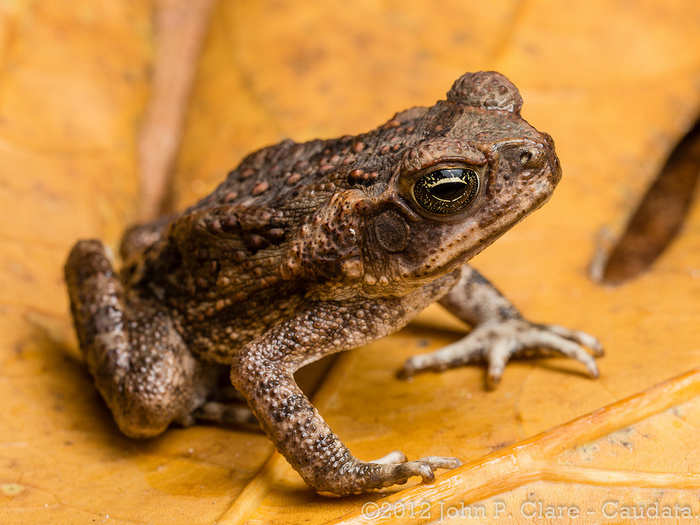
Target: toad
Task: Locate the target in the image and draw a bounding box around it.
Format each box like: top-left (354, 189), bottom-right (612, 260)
top-left (65, 71), bottom-right (602, 495)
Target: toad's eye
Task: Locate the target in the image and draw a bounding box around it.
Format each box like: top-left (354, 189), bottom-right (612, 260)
top-left (412, 167), bottom-right (480, 215)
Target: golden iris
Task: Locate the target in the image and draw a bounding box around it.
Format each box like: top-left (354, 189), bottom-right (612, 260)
top-left (412, 168), bottom-right (479, 214)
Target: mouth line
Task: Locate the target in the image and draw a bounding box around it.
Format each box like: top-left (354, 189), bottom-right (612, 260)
top-left (404, 197), bottom-right (548, 283)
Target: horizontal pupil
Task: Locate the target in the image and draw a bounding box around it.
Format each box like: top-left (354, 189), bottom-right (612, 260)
top-left (429, 180), bottom-right (467, 201)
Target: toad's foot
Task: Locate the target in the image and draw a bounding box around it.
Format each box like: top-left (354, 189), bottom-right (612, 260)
top-left (315, 452), bottom-right (461, 495)
top-left (398, 319), bottom-right (603, 389)
top-left (366, 453), bottom-right (461, 487)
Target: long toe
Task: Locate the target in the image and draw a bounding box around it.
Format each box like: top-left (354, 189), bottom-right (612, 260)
top-left (527, 332), bottom-right (600, 378)
top-left (418, 456), bottom-right (462, 470)
top-left (544, 324), bottom-right (604, 356)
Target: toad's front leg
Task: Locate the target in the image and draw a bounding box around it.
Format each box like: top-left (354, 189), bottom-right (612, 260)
top-left (399, 265), bottom-right (603, 389)
top-left (230, 298), bottom-right (460, 496)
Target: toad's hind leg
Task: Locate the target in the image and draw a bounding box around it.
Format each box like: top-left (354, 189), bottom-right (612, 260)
top-left (65, 240), bottom-right (215, 438)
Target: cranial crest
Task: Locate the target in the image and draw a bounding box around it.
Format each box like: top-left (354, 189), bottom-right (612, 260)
top-left (446, 71), bottom-right (523, 115)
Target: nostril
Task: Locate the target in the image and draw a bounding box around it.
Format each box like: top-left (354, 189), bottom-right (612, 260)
top-left (519, 151), bottom-right (533, 165)
top-left (519, 147), bottom-right (545, 170)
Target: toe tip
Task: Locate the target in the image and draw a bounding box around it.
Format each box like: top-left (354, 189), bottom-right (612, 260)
top-left (396, 367), bottom-right (413, 380)
top-left (486, 374), bottom-right (502, 390)
top-left (448, 457), bottom-right (463, 469)
top-left (421, 470), bottom-right (435, 484)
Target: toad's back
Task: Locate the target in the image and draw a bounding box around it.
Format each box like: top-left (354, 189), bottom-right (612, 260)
top-left (124, 104), bottom-right (449, 362)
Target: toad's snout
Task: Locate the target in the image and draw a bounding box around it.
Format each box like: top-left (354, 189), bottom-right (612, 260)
top-left (541, 132), bottom-right (562, 186)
